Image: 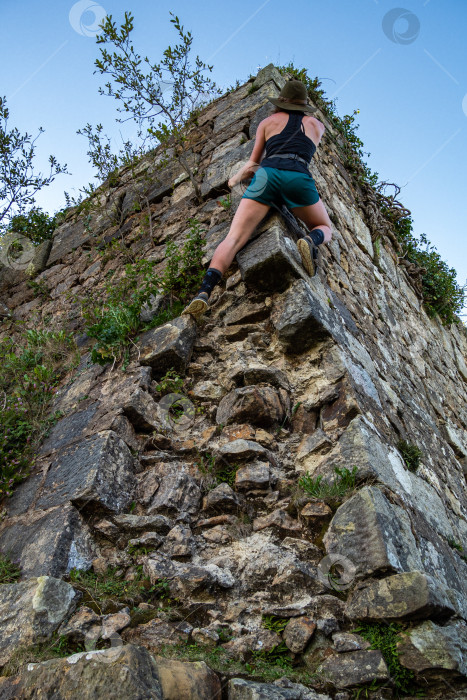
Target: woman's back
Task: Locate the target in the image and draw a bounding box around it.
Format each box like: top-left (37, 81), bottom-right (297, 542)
top-left (263, 111), bottom-right (323, 148)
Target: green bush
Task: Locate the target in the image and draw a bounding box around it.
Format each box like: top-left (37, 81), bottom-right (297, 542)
top-left (397, 439), bottom-right (423, 472)
top-left (6, 207), bottom-right (57, 245)
top-left (298, 466), bottom-right (358, 505)
top-left (386, 211), bottom-right (465, 324)
top-left (81, 217), bottom-right (205, 368)
top-left (0, 328), bottom-right (79, 497)
top-left (354, 622), bottom-right (418, 697)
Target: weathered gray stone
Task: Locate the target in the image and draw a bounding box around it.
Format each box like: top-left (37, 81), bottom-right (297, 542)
top-left (30, 238), bottom-right (53, 274)
top-left (216, 385), bottom-right (289, 427)
top-left (228, 677), bottom-right (330, 699)
top-left (139, 293), bottom-right (168, 324)
top-left (271, 278), bottom-right (332, 352)
top-left (160, 524), bottom-right (194, 559)
top-left (35, 430), bottom-right (135, 513)
top-left (346, 571), bottom-right (455, 622)
top-left (213, 82), bottom-right (280, 134)
top-left (48, 219), bottom-right (92, 265)
top-left (0, 576), bottom-right (78, 665)
top-left (144, 553), bottom-right (234, 597)
top-left (0, 504), bottom-right (95, 578)
top-left (323, 486), bottom-right (422, 579)
top-left (138, 315), bottom-right (197, 375)
top-left (332, 632), bottom-right (370, 653)
top-left (201, 141), bottom-right (253, 196)
top-left (308, 595), bottom-right (345, 636)
top-left (217, 438), bottom-right (271, 462)
top-left (242, 365), bottom-right (290, 391)
top-left (317, 650), bottom-right (389, 689)
top-left (38, 403), bottom-right (101, 459)
top-left (235, 461), bottom-right (270, 490)
top-left (252, 64), bottom-right (287, 91)
top-left (0, 644), bottom-right (163, 699)
top-left (253, 509), bottom-right (302, 535)
top-left (101, 607), bottom-right (131, 639)
top-left (202, 482), bottom-right (239, 511)
top-left (237, 224), bottom-right (305, 293)
top-left (122, 618), bottom-right (191, 652)
top-left (222, 629), bottom-right (281, 660)
top-left (283, 616), bottom-right (316, 653)
top-left (396, 619), bottom-right (467, 676)
top-left (146, 471), bottom-right (201, 516)
top-left (154, 656), bottom-right (222, 700)
top-left (224, 301), bottom-right (270, 326)
top-left (122, 388), bottom-right (162, 432)
top-left (111, 513), bottom-right (172, 534)
top-left (58, 606), bottom-right (101, 644)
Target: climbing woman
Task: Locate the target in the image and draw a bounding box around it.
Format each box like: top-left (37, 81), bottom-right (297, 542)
top-left (182, 78), bottom-right (333, 317)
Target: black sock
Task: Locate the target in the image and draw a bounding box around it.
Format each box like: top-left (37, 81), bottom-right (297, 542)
top-left (198, 267), bottom-right (222, 297)
top-left (307, 228), bottom-right (325, 246)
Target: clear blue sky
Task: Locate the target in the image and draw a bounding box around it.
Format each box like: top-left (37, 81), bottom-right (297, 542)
top-left (1, 0), bottom-right (466, 305)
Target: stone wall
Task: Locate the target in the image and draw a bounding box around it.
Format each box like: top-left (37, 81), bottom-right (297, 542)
top-left (1, 64), bottom-right (467, 699)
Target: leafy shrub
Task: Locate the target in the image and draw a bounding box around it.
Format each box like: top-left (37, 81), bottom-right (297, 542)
top-left (154, 368), bottom-right (184, 395)
top-left (6, 207), bottom-right (57, 245)
top-left (397, 439), bottom-right (423, 472)
top-left (354, 622), bottom-right (418, 696)
top-left (81, 217), bottom-right (205, 368)
top-left (386, 211), bottom-right (465, 324)
top-left (261, 615), bottom-right (288, 634)
top-left (0, 328), bottom-right (79, 497)
top-left (298, 466), bottom-right (358, 505)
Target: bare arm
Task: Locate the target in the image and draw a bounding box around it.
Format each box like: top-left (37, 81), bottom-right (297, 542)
top-left (228, 120), bottom-right (267, 187)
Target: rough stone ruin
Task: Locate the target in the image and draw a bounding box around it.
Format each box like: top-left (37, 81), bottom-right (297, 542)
top-left (0, 64), bottom-right (466, 699)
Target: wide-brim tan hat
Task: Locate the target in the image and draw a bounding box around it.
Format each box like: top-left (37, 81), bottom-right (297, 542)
top-left (268, 79), bottom-right (317, 113)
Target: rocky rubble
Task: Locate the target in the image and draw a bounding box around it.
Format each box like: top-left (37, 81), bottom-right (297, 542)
top-left (0, 64), bottom-right (467, 698)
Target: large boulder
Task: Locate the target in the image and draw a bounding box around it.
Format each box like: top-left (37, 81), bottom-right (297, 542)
top-left (396, 619), bottom-right (467, 677)
top-left (346, 571), bottom-right (455, 622)
top-left (216, 385), bottom-right (290, 427)
top-left (0, 645), bottom-right (163, 699)
top-left (35, 430), bottom-right (135, 513)
top-left (0, 576), bottom-right (78, 666)
top-left (0, 503), bottom-right (95, 578)
top-left (236, 223), bottom-right (305, 293)
top-left (138, 315), bottom-right (197, 375)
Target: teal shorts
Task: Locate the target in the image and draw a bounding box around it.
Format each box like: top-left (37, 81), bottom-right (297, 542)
top-left (241, 166), bottom-right (320, 208)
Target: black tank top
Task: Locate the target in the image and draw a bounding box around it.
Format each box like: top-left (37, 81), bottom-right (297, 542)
top-left (260, 111), bottom-right (316, 177)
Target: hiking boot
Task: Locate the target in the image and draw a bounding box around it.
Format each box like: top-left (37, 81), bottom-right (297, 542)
top-left (181, 291), bottom-right (209, 318)
top-left (297, 235), bottom-right (318, 277)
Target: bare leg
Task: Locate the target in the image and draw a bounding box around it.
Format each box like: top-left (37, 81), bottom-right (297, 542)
top-left (292, 200), bottom-right (333, 276)
top-left (181, 197), bottom-right (270, 317)
top-left (291, 199), bottom-right (333, 242)
top-left (210, 198), bottom-right (271, 274)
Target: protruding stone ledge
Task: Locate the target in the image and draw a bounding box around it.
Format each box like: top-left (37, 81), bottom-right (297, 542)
top-left (0, 576), bottom-right (78, 666)
top-left (346, 571), bottom-right (456, 622)
top-left (0, 503), bottom-right (95, 578)
top-left (237, 223), bottom-right (306, 293)
top-left (138, 315), bottom-right (197, 376)
top-left (35, 430), bottom-right (135, 513)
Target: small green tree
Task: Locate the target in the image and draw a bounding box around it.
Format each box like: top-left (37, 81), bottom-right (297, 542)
top-left (0, 96), bottom-right (68, 234)
top-left (82, 11), bottom-right (220, 201)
